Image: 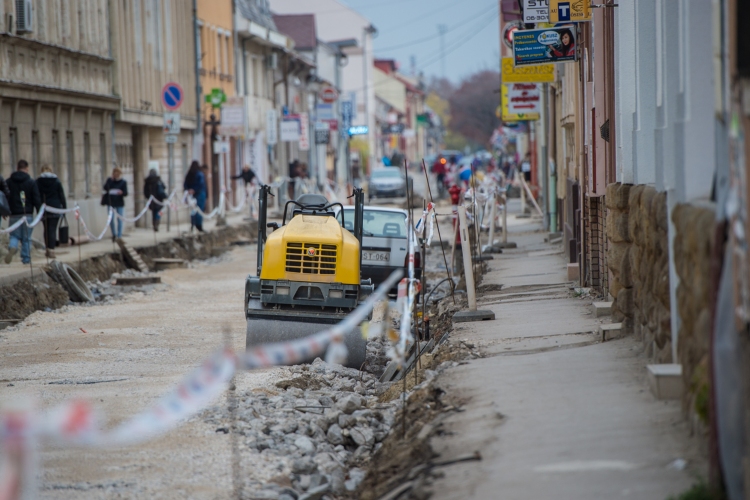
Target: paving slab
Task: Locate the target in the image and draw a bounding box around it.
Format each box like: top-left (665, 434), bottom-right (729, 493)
top-left (428, 206), bottom-right (705, 499)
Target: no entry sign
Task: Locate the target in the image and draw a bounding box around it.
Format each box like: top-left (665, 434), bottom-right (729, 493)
top-left (319, 86), bottom-right (338, 104)
top-left (162, 82), bottom-right (184, 111)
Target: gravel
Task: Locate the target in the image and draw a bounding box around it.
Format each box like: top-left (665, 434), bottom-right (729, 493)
top-left (199, 357), bottom-right (400, 498)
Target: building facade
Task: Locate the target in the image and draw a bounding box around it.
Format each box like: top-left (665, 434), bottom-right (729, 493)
top-left (0, 0), bottom-right (118, 229)
top-left (110, 0), bottom-right (198, 225)
top-left (197, 0), bottom-right (235, 209)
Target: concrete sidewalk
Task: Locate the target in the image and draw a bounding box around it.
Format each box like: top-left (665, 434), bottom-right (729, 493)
top-left (429, 203), bottom-right (705, 499)
top-left (0, 210), bottom-right (252, 286)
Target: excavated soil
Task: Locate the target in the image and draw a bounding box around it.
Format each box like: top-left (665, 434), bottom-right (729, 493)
top-left (0, 224), bottom-right (255, 322)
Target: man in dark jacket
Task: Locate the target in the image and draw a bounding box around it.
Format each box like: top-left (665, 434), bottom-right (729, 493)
top-left (5, 160), bottom-right (42, 264)
top-left (103, 167), bottom-right (128, 240)
top-left (36, 164), bottom-right (67, 258)
top-left (144, 168), bottom-right (167, 232)
top-left (231, 165), bottom-right (257, 186)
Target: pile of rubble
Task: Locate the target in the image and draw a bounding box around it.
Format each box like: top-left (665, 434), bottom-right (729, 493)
top-left (202, 358), bottom-right (401, 499)
top-left (87, 269), bottom-right (167, 303)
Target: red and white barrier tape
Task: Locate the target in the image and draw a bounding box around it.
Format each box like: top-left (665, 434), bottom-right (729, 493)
top-left (0, 270), bottom-right (402, 499)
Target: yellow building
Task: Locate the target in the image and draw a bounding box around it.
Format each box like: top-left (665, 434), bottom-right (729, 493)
top-left (196, 0), bottom-right (235, 209)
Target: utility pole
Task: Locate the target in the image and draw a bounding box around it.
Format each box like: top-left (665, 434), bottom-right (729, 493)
top-left (438, 25), bottom-right (448, 79)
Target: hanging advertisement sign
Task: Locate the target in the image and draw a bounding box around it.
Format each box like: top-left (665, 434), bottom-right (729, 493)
top-left (548, 0), bottom-right (590, 22)
top-left (522, 0), bottom-right (549, 23)
top-left (298, 112), bottom-right (310, 151)
top-left (315, 122), bottom-right (330, 145)
top-left (513, 25), bottom-right (577, 66)
top-left (280, 119), bottom-right (300, 142)
top-left (501, 57), bottom-right (555, 83)
top-left (266, 110), bottom-right (278, 145)
top-left (220, 96), bottom-right (246, 137)
top-left (501, 84), bottom-right (541, 121)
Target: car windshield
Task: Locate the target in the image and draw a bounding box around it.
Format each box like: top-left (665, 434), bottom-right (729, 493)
top-left (371, 170), bottom-right (402, 179)
top-left (342, 210), bottom-right (407, 239)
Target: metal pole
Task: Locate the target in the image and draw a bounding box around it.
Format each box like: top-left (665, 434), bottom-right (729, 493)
top-left (167, 142), bottom-right (174, 232)
top-left (502, 194), bottom-right (508, 245)
top-left (420, 159), bottom-right (456, 304)
top-left (457, 206), bottom-right (477, 311)
top-left (487, 194), bottom-right (497, 249)
top-left (541, 83), bottom-right (549, 231)
top-left (450, 214), bottom-right (458, 274)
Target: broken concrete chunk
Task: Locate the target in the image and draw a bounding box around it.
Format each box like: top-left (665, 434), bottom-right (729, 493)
top-left (335, 394), bottom-right (363, 414)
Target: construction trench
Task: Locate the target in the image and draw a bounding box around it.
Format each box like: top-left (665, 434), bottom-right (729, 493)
top-left (0, 217), bottom-right (486, 499)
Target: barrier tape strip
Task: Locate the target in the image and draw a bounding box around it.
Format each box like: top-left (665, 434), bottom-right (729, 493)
top-left (0, 270), bottom-right (401, 499)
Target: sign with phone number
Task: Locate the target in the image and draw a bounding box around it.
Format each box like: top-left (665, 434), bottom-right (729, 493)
top-left (523, 0), bottom-right (549, 23)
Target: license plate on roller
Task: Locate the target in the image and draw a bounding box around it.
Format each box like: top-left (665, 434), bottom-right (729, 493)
top-left (362, 251), bottom-right (390, 263)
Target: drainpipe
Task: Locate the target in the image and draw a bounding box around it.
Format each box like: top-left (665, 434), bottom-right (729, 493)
top-left (193, 0), bottom-right (202, 139)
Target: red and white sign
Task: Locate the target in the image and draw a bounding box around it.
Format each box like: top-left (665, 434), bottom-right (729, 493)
top-left (298, 112), bottom-right (310, 151)
top-left (507, 83), bottom-right (541, 115)
top-left (319, 86), bottom-right (339, 104)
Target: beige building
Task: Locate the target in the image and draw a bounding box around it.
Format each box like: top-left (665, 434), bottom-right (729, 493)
top-left (0, 0), bottom-right (119, 228)
top-left (110, 0), bottom-right (198, 225)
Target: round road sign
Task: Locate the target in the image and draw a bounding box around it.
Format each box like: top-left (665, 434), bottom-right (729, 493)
top-left (319, 86), bottom-right (339, 104)
top-left (162, 82), bottom-right (184, 111)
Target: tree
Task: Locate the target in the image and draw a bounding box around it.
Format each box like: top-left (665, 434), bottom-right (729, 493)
top-left (447, 70), bottom-right (500, 147)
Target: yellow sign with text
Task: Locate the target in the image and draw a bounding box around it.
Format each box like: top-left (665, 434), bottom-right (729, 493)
top-left (502, 57), bottom-right (555, 83)
top-left (501, 84), bottom-right (540, 122)
top-left (549, 0), bottom-right (591, 22)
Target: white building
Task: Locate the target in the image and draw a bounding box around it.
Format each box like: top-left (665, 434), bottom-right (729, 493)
top-left (269, 0), bottom-right (377, 173)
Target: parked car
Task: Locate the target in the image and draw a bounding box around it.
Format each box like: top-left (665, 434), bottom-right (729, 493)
top-left (367, 168), bottom-right (407, 200)
top-left (338, 206), bottom-right (422, 292)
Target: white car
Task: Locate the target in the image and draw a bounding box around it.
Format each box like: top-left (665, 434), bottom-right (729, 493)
top-left (339, 206), bottom-right (422, 291)
top-left (367, 168), bottom-right (408, 200)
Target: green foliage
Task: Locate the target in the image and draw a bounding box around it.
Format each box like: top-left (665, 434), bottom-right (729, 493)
top-left (691, 358), bottom-right (710, 425)
top-left (666, 480), bottom-right (720, 500)
top-left (443, 131), bottom-right (470, 151)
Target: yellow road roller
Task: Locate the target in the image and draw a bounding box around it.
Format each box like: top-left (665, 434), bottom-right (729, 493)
top-left (244, 187), bottom-right (372, 368)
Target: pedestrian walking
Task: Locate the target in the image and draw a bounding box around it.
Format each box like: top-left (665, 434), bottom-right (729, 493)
top-left (36, 164), bottom-right (67, 258)
top-left (521, 153), bottom-right (532, 182)
top-left (5, 160), bottom-right (42, 264)
top-left (0, 172), bottom-right (11, 221)
top-left (184, 161), bottom-right (207, 232)
top-left (144, 168), bottom-right (167, 232)
top-left (231, 164), bottom-right (257, 187)
top-left (102, 167), bottom-right (128, 240)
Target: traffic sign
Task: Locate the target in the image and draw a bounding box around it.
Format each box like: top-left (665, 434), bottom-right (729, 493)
top-left (161, 82), bottom-right (184, 111)
top-left (319, 86), bottom-right (339, 104)
top-left (165, 134), bottom-right (178, 144)
top-left (163, 112), bottom-right (180, 134)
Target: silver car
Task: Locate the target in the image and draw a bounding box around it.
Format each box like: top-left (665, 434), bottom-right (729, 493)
top-left (340, 206), bottom-right (422, 291)
top-left (367, 168), bottom-right (407, 200)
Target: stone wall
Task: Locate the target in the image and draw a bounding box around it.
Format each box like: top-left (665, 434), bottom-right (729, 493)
top-left (672, 203), bottom-right (715, 418)
top-left (606, 183), bottom-right (672, 362)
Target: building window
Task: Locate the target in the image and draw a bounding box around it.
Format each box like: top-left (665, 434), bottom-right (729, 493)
top-left (31, 130), bottom-right (39, 176)
top-left (9, 128), bottom-right (18, 169)
top-left (52, 130), bottom-right (60, 174)
top-left (66, 131), bottom-right (75, 196)
top-left (223, 34), bottom-right (230, 75)
top-left (84, 132), bottom-right (91, 197)
top-left (215, 29), bottom-right (221, 75)
top-left (100, 133), bottom-right (107, 185)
